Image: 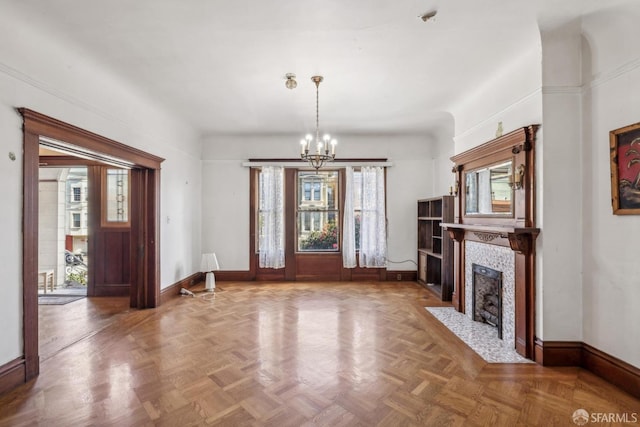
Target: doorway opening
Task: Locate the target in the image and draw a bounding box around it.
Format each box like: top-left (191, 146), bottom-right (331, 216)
top-left (38, 166), bottom-right (89, 300)
top-left (20, 108), bottom-right (164, 386)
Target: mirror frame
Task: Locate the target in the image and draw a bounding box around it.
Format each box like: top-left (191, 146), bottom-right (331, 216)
top-left (451, 125), bottom-right (539, 227)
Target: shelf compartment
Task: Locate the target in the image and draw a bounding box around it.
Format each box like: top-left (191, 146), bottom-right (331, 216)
top-left (432, 238), bottom-right (442, 255)
top-left (430, 200), bottom-right (443, 218)
top-left (418, 248), bottom-right (442, 259)
top-left (432, 221), bottom-right (442, 237)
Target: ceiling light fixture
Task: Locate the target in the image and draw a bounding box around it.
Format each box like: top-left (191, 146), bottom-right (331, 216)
top-left (285, 73), bottom-right (297, 89)
top-left (299, 75), bottom-right (337, 172)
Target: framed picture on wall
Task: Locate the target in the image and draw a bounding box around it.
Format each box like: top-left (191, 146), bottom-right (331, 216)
top-left (610, 122), bottom-right (640, 214)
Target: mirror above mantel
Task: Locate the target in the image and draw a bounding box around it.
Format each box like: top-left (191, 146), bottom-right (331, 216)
top-left (451, 125), bottom-right (538, 226)
top-left (465, 160), bottom-right (514, 216)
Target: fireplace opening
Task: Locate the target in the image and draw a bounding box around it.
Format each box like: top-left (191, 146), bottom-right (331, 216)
top-left (472, 263), bottom-right (503, 339)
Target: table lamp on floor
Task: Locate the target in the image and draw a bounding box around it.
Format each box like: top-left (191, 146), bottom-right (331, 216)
top-left (200, 252), bottom-right (220, 292)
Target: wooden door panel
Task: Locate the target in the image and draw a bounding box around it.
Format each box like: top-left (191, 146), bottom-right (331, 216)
top-left (92, 230), bottom-right (131, 296)
top-left (88, 165), bottom-right (131, 297)
top-left (102, 231), bottom-right (130, 285)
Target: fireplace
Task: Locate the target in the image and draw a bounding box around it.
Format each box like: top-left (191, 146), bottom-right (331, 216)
top-left (443, 125), bottom-right (540, 359)
top-left (471, 263), bottom-right (503, 339)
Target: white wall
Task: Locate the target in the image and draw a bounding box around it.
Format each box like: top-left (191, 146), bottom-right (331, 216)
top-left (201, 133), bottom-right (442, 272)
top-left (0, 10), bottom-right (202, 366)
top-left (452, 45), bottom-right (543, 151)
top-left (430, 118), bottom-right (457, 197)
top-left (580, 3), bottom-right (640, 367)
top-left (538, 20), bottom-right (584, 342)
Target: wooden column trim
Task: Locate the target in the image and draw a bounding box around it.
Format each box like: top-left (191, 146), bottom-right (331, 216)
top-left (23, 129), bottom-right (40, 381)
top-left (284, 169), bottom-right (297, 281)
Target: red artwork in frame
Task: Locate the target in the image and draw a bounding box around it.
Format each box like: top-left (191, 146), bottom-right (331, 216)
top-left (610, 122), bottom-right (640, 214)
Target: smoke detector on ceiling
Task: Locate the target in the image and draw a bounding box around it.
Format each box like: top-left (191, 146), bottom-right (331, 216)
top-left (419, 10), bottom-right (437, 22)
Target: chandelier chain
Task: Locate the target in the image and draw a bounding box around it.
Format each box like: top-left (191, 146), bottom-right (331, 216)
top-left (316, 81), bottom-right (320, 143)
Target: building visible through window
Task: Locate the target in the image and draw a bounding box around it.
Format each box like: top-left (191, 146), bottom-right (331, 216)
top-left (297, 171), bottom-right (339, 252)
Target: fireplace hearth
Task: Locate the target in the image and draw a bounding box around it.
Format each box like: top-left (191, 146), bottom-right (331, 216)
top-left (472, 263), bottom-right (503, 339)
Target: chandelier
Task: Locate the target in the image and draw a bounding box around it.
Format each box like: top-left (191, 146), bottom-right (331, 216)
top-left (299, 75), bottom-right (337, 171)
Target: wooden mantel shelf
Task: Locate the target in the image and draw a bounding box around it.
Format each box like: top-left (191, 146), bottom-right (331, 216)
top-left (440, 223), bottom-right (540, 255)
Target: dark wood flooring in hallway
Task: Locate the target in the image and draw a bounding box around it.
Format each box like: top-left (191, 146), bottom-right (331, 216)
top-left (0, 282), bottom-right (638, 426)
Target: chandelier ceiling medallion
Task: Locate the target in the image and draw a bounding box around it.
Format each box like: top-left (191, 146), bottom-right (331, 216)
top-left (299, 75), bottom-right (337, 171)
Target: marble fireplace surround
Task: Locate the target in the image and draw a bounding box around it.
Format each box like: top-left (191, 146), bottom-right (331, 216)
top-left (465, 241), bottom-right (515, 350)
top-left (442, 222), bottom-right (539, 359)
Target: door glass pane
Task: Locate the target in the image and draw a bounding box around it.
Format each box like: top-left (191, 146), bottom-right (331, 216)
top-left (105, 169), bottom-right (129, 223)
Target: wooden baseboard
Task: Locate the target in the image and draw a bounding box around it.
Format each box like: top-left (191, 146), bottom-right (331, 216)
top-left (160, 272), bottom-right (203, 305)
top-left (216, 270), bottom-right (418, 282)
top-left (385, 271), bottom-right (418, 282)
top-left (536, 339), bottom-right (640, 399)
top-left (534, 339), bottom-right (582, 366)
top-left (581, 343), bottom-right (640, 399)
top-left (0, 357), bottom-right (26, 395)
top-left (216, 271), bottom-right (253, 281)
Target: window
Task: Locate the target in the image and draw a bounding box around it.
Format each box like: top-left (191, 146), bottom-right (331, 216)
top-left (72, 186), bottom-right (81, 202)
top-left (72, 213), bottom-right (81, 228)
top-left (303, 179), bottom-right (322, 201)
top-left (297, 171), bottom-right (339, 252)
top-left (102, 168), bottom-right (130, 226)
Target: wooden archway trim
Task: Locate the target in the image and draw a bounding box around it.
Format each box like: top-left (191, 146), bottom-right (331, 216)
top-left (19, 108), bottom-right (164, 386)
top-left (20, 108), bottom-right (163, 169)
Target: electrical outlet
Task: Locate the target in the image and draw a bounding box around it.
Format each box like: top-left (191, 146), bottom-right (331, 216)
top-left (396, 273), bottom-right (402, 281)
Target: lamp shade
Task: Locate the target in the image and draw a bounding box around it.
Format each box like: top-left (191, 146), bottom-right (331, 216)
top-left (200, 253), bottom-right (220, 272)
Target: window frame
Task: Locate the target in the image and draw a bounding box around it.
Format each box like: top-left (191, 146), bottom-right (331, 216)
top-left (71, 212), bottom-right (81, 229)
top-left (71, 186), bottom-right (82, 202)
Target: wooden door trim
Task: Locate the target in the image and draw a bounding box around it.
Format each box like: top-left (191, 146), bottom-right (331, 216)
top-left (19, 108), bottom-right (164, 385)
top-left (21, 109), bottom-right (163, 169)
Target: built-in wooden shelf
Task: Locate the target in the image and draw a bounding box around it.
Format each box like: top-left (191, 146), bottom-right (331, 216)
top-left (417, 196), bottom-right (454, 300)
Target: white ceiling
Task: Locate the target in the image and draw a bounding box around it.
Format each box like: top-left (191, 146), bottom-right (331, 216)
top-left (2, 0), bottom-right (630, 137)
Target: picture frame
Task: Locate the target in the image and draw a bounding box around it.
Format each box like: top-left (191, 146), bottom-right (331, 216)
top-left (610, 122), bottom-right (640, 214)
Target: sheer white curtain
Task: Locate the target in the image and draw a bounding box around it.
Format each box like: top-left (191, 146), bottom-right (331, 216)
top-left (258, 166), bottom-right (285, 269)
top-left (342, 166), bottom-right (357, 268)
top-left (359, 166), bottom-right (387, 268)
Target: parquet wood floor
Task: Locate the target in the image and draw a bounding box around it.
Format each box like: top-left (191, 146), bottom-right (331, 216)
top-left (38, 296), bottom-right (132, 361)
top-left (1, 282), bottom-right (638, 426)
